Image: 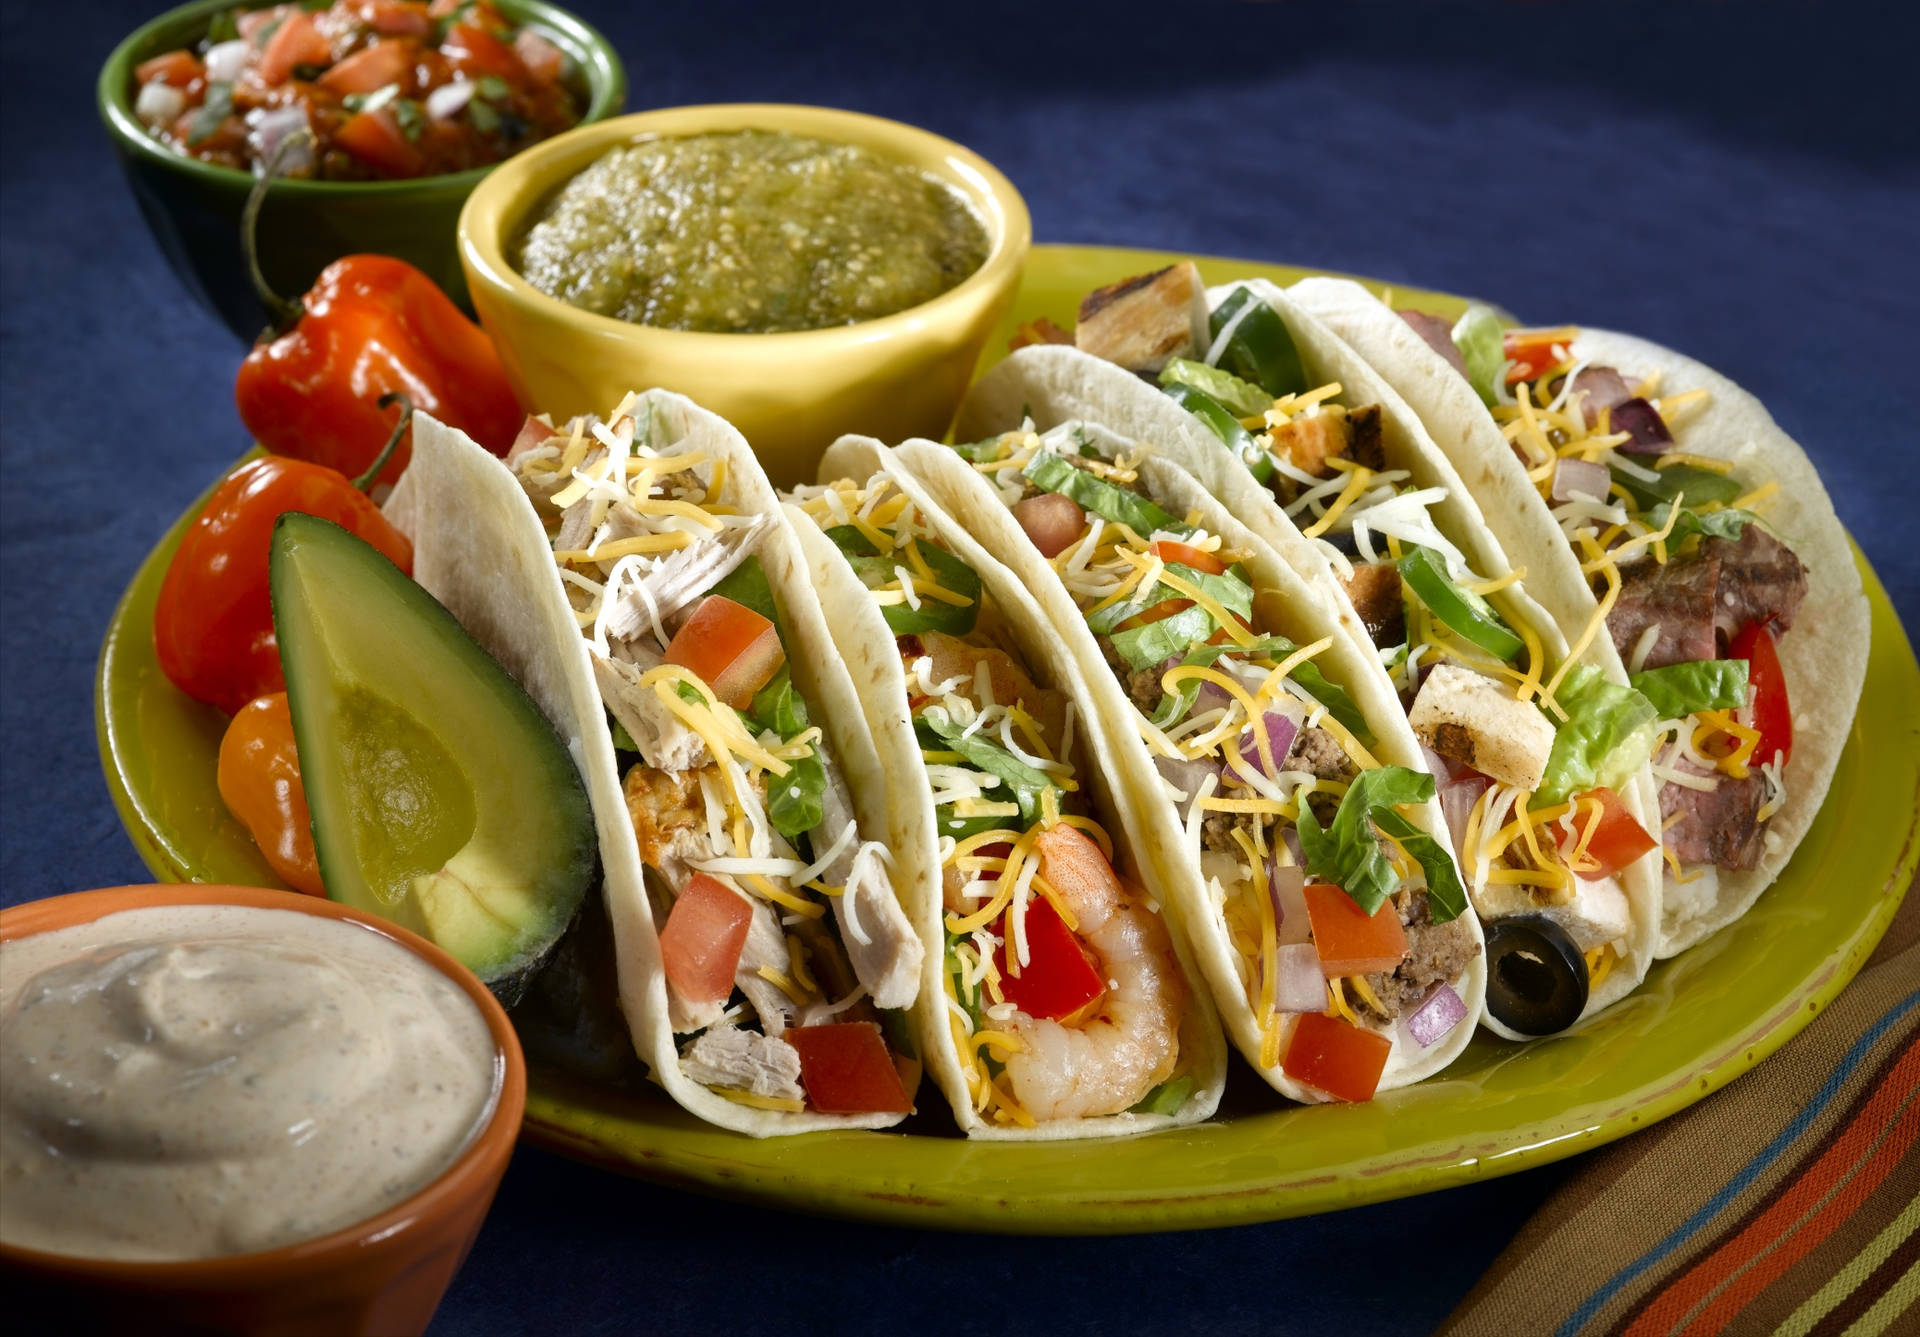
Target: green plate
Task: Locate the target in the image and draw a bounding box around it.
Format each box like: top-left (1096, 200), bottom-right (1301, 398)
top-left (96, 245), bottom-right (1919, 1233)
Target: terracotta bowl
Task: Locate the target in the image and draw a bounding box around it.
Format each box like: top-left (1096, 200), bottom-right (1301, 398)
top-left (0, 885), bottom-right (526, 1337)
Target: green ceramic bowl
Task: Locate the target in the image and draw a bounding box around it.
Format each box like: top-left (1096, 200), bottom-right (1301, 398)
top-left (97, 0), bottom-right (626, 341)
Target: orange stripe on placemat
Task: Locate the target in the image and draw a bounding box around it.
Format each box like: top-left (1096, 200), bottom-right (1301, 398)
top-left (1620, 1034), bottom-right (1920, 1337)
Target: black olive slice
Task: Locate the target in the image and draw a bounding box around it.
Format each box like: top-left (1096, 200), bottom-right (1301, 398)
top-left (1484, 916), bottom-right (1590, 1036)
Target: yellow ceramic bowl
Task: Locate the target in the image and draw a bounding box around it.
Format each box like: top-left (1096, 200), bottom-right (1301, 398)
top-left (457, 103), bottom-right (1030, 485)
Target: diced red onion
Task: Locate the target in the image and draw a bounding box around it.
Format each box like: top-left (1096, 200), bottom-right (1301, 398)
top-left (1551, 456), bottom-right (1613, 503)
top-left (426, 79), bottom-right (475, 121)
top-left (1239, 711), bottom-right (1299, 775)
top-left (1560, 366), bottom-right (1632, 427)
top-left (1439, 772), bottom-right (1491, 865)
top-left (1407, 983), bottom-right (1467, 1047)
top-left (1271, 943), bottom-right (1329, 1014)
top-left (247, 106), bottom-right (313, 175)
top-left (203, 38), bottom-right (251, 84)
top-left (1154, 754), bottom-right (1220, 816)
top-left (1269, 862), bottom-right (1311, 946)
top-left (1418, 741), bottom-right (1458, 783)
top-left (1608, 398), bottom-right (1675, 454)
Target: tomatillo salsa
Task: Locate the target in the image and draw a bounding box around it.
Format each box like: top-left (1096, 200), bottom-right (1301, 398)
top-left (511, 129), bottom-right (991, 333)
top-left (129, 1), bottom-right (582, 181)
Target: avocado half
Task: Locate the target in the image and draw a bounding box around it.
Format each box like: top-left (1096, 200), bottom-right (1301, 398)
top-left (270, 513), bottom-right (596, 993)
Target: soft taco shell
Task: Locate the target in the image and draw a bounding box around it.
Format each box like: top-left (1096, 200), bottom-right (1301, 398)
top-left (887, 436), bottom-right (1488, 1098)
top-left (391, 395), bottom-right (919, 1135)
top-left (788, 436), bottom-right (1227, 1138)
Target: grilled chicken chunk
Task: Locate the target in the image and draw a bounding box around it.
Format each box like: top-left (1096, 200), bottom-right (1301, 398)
top-left (1075, 262), bottom-right (1207, 375)
top-left (679, 1025), bottom-right (804, 1100)
top-left (1409, 664), bottom-right (1556, 790)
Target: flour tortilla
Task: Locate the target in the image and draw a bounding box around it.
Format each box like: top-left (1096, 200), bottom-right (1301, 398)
top-left (785, 437), bottom-right (1226, 1137)
top-left (955, 281), bottom-right (1664, 1032)
top-left (885, 435), bottom-right (1488, 1098)
top-left (1288, 276), bottom-right (1867, 954)
top-left (387, 396), bottom-right (918, 1135)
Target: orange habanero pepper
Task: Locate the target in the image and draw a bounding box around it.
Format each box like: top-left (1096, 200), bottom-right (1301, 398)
top-left (217, 692), bottom-right (324, 895)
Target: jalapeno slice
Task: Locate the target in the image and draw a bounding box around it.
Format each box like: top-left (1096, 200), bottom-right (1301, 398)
top-left (1161, 382), bottom-right (1272, 484)
top-left (1397, 545), bottom-right (1525, 661)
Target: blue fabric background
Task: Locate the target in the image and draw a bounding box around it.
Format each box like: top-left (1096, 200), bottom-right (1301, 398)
top-left (3, 2), bottom-right (1915, 1332)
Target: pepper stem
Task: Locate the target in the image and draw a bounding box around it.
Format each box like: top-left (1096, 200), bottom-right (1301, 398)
top-left (353, 393), bottom-right (414, 491)
top-left (242, 129), bottom-right (316, 334)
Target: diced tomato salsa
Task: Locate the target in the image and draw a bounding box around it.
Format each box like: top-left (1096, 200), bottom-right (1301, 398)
top-left (129, 1), bottom-right (582, 181)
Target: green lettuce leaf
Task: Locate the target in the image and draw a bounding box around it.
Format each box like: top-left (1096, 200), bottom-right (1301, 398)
top-left (747, 666), bottom-right (826, 839)
top-left (823, 525), bottom-right (981, 636)
top-left (1535, 665), bottom-right (1660, 808)
top-left (1023, 450), bottom-right (1181, 536)
top-left (1107, 606), bottom-right (1217, 670)
top-left (1144, 637), bottom-right (1369, 743)
top-left (1371, 809), bottom-right (1467, 924)
top-left (707, 554), bottom-right (781, 632)
top-left (1629, 659), bottom-right (1750, 720)
top-left (916, 707), bottom-right (1056, 838)
top-left (1643, 503), bottom-right (1758, 549)
top-left (1296, 765), bottom-right (1438, 916)
top-left (1127, 1075), bottom-right (1195, 1116)
top-left (1084, 563), bottom-right (1253, 635)
top-left (1450, 305), bottom-right (1507, 407)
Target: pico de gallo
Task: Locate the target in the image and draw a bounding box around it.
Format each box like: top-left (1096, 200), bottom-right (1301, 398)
top-left (790, 470), bottom-right (1205, 1129)
top-left (129, 1), bottom-right (582, 181)
top-left (1405, 311), bottom-right (1806, 912)
top-left (949, 420), bottom-right (1482, 1098)
top-left (511, 395), bottom-right (921, 1117)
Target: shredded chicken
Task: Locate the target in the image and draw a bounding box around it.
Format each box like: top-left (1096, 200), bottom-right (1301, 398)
top-left (679, 1025), bottom-right (804, 1100)
top-left (814, 749), bottom-right (923, 1009)
top-left (597, 654), bottom-right (709, 771)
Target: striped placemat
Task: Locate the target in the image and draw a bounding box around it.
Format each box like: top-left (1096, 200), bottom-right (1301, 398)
top-left (1443, 883), bottom-right (1918, 1336)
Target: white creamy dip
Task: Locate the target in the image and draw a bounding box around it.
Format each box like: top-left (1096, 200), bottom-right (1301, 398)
top-left (0, 903), bottom-right (499, 1262)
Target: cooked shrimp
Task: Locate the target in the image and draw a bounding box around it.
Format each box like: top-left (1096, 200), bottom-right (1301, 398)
top-left (1002, 826), bottom-right (1185, 1120)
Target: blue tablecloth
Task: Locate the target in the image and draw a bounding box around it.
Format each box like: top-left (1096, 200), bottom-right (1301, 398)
top-left (4, 2), bottom-right (1915, 1332)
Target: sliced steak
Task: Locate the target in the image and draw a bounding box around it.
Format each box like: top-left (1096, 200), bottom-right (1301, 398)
top-left (1609, 548), bottom-right (1721, 671)
top-left (1705, 523), bottom-right (1807, 639)
top-left (1659, 755), bottom-right (1769, 871)
top-left (1341, 560), bottom-right (1405, 649)
top-left (1396, 310), bottom-right (1468, 378)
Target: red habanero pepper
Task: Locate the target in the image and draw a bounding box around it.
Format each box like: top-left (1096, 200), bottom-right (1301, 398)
top-left (234, 254), bottom-right (523, 486)
top-left (229, 134), bottom-right (522, 487)
top-left (217, 692), bottom-right (324, 895)
top-left (155, 396), bottom-right (415, 714)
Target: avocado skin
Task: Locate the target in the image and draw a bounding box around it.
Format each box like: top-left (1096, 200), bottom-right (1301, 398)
top-left (271, 513), bottom-right (597, 990)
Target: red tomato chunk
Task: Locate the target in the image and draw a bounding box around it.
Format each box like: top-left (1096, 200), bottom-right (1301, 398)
top-left (1302, 882), bottom-right (1409, 977)
top-left (787, 1023), bottom-right (912, 1115)
top-left (1281, 1011), bottom-right (1391, 1103)
top-left (663, 595), bottom-right (786, 711)
top-left (658, 874), bottom-right (751, 1005)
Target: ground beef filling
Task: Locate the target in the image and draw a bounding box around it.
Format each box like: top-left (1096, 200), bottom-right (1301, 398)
top-left (1358, 895), bottom-right (1480, 1022)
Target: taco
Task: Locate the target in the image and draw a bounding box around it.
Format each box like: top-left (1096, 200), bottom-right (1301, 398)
top-left (881, 421), bottom-right (1487, 1100)
top-left (783, 444), bottom-right (1227, 1136)
top-left (959, 272), bottom-right (1666, 1039)
top-left (391, 391), bottom-right (925, 1134)
top-left (1287, 277), bottom-right (1868, 955)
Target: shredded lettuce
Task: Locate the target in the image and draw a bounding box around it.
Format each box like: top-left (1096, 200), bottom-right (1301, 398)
top-left (1127, 1075), bottom-right (1195, 1116)
top-left (824, 525), bottom-right (981, 636)
top-left (1630, 659), bottom-right (1750, 720)
top-left (1107, 605), bottom-right (1217, 671)
top-left (916, 706), bottom-right (1055, 839)
top-left (1085, 563), bottom-right (1252, 635)
top-left (1611, 463), bottom-right (1743, 510)
top-left (1643, 503), bottom-right (1758, 548)
top-left (1143, 636), bottom-right (1369, 742)
top-left (1160, 358), bottom-right (1271, 417)
top-left (1297, 766), bottom-right (1460, 918)
top-left (1535, 666), bottom-right (1660, 808)
top-left (1450, 305), bottom-right (1507, 407)
top-left (1023, 450), bottom-right (1182, 536)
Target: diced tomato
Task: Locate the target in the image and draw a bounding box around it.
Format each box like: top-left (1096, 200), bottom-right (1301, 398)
top-left (1148, 539), bottom-right (1227, 576)
top-left (336, 107), bottom-right (426, 177)
top-left (1729, 619), bottom-right (1792, 769)
top-left (171, 109), bottom-right (247, 155)
top-left (257, 11), bottom-right (332, 85)
top-left (1568, 787), bottom-right (1657, 880)
top-left (350, 0), bottom-right (433, 37)
top-left (513, 28), bottom-right (565, 83)
top-left (136, 51), bottom-right (203, 88)
top-left (1281, 1012), bottom-right (1391, 1102)
top-left (1303, 882), bottom-right (1409, 977)
top-left (505, 414), bottom-right (555, 463)
top-left (787, 1023), bottom-right (913, 1114)
top-left (320, 39), bottom-right (417, 94)
top-left (658, 874), bottom-right (751, 1005)
top-left (663, 595), bottom-right (786, 710)
top-left (1502, 326), bottom-right (1580, 386)
top-left (1012, 492), bottom-right (1085, 559)
top-left (994, 896), bottom-right (1107, 1021)
top-left (442, 21), bottom-right (527, 82)
top-left (1113, 598), bottom-right (1193, 633)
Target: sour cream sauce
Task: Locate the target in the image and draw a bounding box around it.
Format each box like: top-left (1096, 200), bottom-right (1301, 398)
top-left (0, 904), bottom-right (498, 1262)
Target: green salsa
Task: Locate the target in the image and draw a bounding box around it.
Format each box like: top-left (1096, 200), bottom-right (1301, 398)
top-left (513, 130), bottom-right (991, 333)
